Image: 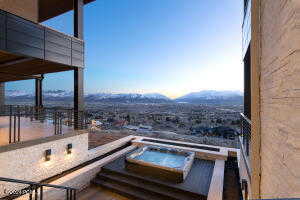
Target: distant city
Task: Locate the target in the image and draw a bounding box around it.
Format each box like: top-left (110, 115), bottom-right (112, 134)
top-left (6, 89), bottom-right (243, 104)
top-left (5, 89), bottom-right (243, 146)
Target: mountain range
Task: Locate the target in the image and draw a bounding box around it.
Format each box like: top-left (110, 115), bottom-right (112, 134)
top-left (5, 90), bottom-right (243, 105)
top-left (175, 90), bottom-right (243, 105)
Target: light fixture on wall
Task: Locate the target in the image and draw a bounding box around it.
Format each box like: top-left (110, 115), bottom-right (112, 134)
top-left (67, 144), bottom-right (72, 154)
top-left (45, 149), bottom-right (51, 161)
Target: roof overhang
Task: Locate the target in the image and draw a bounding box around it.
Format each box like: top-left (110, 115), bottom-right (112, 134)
top-left (38, 0), bottom-right (95, 22)
top-left (0, 51), bottom-right (76, 82)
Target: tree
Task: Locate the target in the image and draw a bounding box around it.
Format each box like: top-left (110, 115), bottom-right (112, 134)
top-left (195, 119), bottom-right (202, 124)
top-left (107, 118), bottom-right (114, 123)
top-left (179, 123), bottom-right (185, 128)
top-left (216, 118), bottom-right (222, 124)
top-left (125, 114), bottom-right (131, 123)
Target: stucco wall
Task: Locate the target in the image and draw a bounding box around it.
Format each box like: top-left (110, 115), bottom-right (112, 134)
top-left (0, 0), bottom-right (38, 22)
top-left (259, 0), bottom-right (300, 198)
top-left (0, 133), bottom-right (89, 197)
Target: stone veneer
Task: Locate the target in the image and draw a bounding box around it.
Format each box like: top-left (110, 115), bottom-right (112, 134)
top-left (0, 134), bottom-right (135, 198)
top-left (15, 145), bottom-right (137, 200)
top-left (0, 133), bottom-right (89, 197)
top-left (258, 0), bottom-right (300, 198)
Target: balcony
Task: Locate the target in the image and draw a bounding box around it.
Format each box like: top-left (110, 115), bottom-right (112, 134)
top-left (0, 9), bottom-right (84, 82)
top-left (0, 105), bottom-right (132, 150)
top-left (0, 105), bottom-right (88, 146)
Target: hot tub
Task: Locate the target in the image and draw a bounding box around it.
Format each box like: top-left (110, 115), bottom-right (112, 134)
top-left (125, 146), bottom-right (195, 183)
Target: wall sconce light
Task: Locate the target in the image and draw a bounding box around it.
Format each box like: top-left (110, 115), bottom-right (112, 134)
top-left (67, 144), bottom-right (72, 154)
top-left (45, 149), bottom-right (51, 161)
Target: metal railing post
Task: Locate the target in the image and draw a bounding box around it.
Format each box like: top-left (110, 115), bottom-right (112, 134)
top-left (13, 112), bottom-right (16, 143)
top-left (34, 185), bottom-right (38, 200)
top-left (66, 189), bottom-right (70, 200)
top-left (3, 105), bottom-right (89, 144)
top-left (17, 106), bottom-right (20, 142)
top-left (29, 185), bottom-right (33, 200)
top-left (9, 105), bottom-right (12, 143)
top-left (40, 186), bottom-right (43, 200)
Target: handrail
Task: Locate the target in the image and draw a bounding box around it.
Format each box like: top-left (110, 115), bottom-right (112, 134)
top-left (0, 177), bottom-right (76, 190)
top-left (240, 113), bottom-right (251, 157)
top-left (0, 105), bottom-right (88, 144)
top-left (0, 177), bottom-right (76, 200)
top-left (240, 113), bottom-right (251, 125)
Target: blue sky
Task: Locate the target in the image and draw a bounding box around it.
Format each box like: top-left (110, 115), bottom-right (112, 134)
top-left (7, 0), bottom-right (243, 98)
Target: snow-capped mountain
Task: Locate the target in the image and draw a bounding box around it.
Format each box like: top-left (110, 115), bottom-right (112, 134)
top-left (85, 93), bottom-right (169, 100)
top-left (5, 90), bottom-right (73, 100)
top-left (141, 93), bottom-right (170, 100)
top-left (6, 89), bottom-right (243, 105)
top-left (85, 93), bottom-right (171, 103)
top-left (5, 90), bottom-right (33, 97)
top-left (43, 90), bottom-right (73, 98)
top-left (175, 90), bottom-right (243, 104)
top-left (177, 90), bottom-right (243, 100)
top-left (5, 90), bottom-right (172, 103)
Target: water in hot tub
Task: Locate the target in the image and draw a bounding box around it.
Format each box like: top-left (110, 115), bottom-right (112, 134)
top-left (135, 150), bottom-right (186, 169)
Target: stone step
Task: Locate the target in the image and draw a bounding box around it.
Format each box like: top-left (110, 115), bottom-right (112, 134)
top-left (97, 172), bottom-right (199, 200)
top-left (101, 167), bottom-right (201, 199)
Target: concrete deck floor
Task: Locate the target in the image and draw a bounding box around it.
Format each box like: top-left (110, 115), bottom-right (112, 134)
top-left (88, 131), bottom-right (130, 149)
top-left (0, 116), bottom-right (131, 149)
top-left (0, 116), bottom-right (73, 146)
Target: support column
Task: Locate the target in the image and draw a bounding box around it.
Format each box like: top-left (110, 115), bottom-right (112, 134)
top-left (74, 0), bottom-right (84, 129)
top-left (74, 0), bottom-right (84, 39)
top-left (35, 75), bottom-right (44, 108)
top-left (0, 82), bottom-right (5, 106)
top-left (74, 68), bottom-right (84, 129)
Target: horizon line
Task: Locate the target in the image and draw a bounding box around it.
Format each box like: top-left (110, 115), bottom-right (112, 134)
top-left (5, 89), bottom-right (244, 99)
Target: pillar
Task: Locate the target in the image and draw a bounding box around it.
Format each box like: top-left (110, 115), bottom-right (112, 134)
top-left (73, 0), bottom-right (84, 129)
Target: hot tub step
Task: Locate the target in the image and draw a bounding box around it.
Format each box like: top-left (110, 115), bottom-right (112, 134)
top-left (101, 167), bottom-right (203, 200)
top-left (97, 172), bottom-right (194, 200)
top-left (92, 178), bottom-right (167, 200)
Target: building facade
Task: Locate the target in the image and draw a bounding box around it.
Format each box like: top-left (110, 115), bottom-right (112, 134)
top-left (241, 0), bottom-right (300, 199)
